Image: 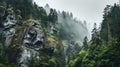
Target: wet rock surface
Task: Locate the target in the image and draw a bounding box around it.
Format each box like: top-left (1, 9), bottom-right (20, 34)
top-left (23, 23), bottom-right (45, 51)
top-left (1, 8), bottom-right (55, 67)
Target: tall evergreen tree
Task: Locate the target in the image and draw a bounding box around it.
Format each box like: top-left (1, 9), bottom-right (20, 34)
top-left (48, 9), bottom-right (58, 23)
top-left (91, 23), bottom-right (101, 45)
top-left (82, 36), bottom-right (88, 50)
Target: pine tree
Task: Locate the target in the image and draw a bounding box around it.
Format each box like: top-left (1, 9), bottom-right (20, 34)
top-left (82, 36), bottom-right (88, 50)
top-left (91, 23), bottom-right (101, 45)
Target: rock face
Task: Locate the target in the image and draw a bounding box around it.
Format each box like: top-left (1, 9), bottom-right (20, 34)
top-left (1, 8), bottom-right (55, 67)
top-left (0, 2), bottom-right (89, 66)
top-left (0, 8), bottom-right (22, 65)
top-left (18, 21), bottom-right (44, 67)
top-left (18, 47), bottom-right (39, 67)
top-left (2, 9), bottom-right (19, 48)
top-left (22, 22), bottom-right (45, 51)
top-left (3, 11), bottom-right (15, 35)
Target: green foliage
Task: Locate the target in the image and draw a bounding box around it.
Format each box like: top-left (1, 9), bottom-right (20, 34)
top-left (15, 19), bottom-right (41, 31)
top-left (91, 23), bottom-right (102, 45)
top-left (48, 9), bottom-right (58, 23)
top-left (1, 0), bottom-right (120, 67)
top-left (100, 4), bottom-right (120, 42)
top-left (0, 0), bottom-right (59, 67)
top-left (6, 44), bottom-right (22, 64)
top-left (53, 40), bottom-right (65, 67)
top-left (0, 0), bottom-right (48, 21)
top-left (33, 5), bottom-right (48, 21)
top-left (23, 19), bottom-right (40, 25)
top-left (67, 4), bottom-right (120, 67)
top-left (82, 36), bottom-right (88, 50)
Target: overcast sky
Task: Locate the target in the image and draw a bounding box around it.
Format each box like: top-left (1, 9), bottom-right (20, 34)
top-left (33, 0), bottom-right (118, 32)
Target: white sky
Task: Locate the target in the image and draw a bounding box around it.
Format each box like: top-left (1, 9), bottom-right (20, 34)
top-left (33, 0), bottom-right (118, 33)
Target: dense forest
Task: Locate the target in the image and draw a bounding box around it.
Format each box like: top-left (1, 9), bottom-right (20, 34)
top-left (0, 0), bottom-right (120, 67)
top-left (67, 4), bottom-right (120, 67)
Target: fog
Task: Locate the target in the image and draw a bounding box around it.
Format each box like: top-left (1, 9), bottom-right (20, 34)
top-left (57, 11), bottom-right (89, 41)
top-left (34, 0), bottom-right (118, 35)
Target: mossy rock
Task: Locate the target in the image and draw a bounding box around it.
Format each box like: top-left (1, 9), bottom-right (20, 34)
top-left (10, 44), bottom-right (23, 51)
top-left (15, 19), bottom-right (41, 30)
top-left (46, 34), bottom-right (58, 48)
top-left (7, 8), bottom-right (14, 14)
top-left (15, 26), bottom-right (23, 33)
top-left (23, 19), bottom-right (41, 25)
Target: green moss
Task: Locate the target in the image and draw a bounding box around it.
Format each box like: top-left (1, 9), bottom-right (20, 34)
top-left (46, 33), bottom-right (58, 48)
top-left (15, 26), bottom-right (23, 32)
top-left (16, 15), bottom-right (22, 20)
top-left (7, 7), bottom-right (13, 12)
top-left (9, 44), bottom-right (23, 52)
top-left (15, 19), bottom-right (41, 34)
top-left (23, 19), bottom-right (40, 25)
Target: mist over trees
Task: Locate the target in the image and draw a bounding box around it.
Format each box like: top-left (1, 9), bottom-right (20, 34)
top-left (0, 0), bottom-right (120, 67)
top-left (44, 4), bottom-right (89, 42)
top-left (67, 3), bottom-right (120, 67)
top-left (57, 11), bottom-right (89, 42)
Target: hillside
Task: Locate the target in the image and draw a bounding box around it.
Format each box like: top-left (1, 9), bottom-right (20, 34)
top-left (0, 0), bottom-right (120, 67)
top-left (0, 0), bottom-right (88, 67)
